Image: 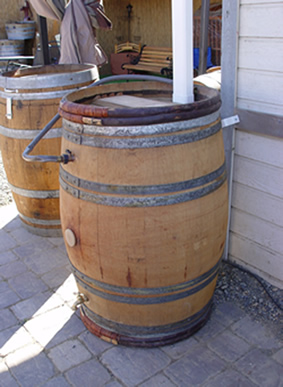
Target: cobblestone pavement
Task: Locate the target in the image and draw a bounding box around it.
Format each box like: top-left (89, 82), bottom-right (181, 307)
top-left (0, 202), bottom-right (282, 387)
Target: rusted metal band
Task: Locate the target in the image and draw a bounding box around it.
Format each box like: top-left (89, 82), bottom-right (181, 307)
top-left (62, 120), bottom-right (222, 149)
top-left (20, 222), bottom-right (62, 237)
top-left (60, 162), bottom-right (226, 196)
top-left (81, 300), bottom-right (211, 340)
top-left (0, 87), bottom-right (82, 101)
top-left (0, 124), bottom-right (62, 140)
top-left (59, 168), bottom-right (226, 207)
top-left (69, 103), bottom-right (109, 118)
top-left (59, 84), bottom-right (220, 119)
top-left (10, 184), bottom-right (59, 199)
top-left (63, 110), bottom-right (220, 137)
top-left (19, 213), bottom-right (61, 226)
top-left (58, 108), bottom-right (85, 125)
top-left (59, 100), bottom-right (221, 127)
top-left (72, 260), bottom-right (220, 297)
top-left (59, 105), bottom-right (109, 120)
top-left (73, 261), bottom-right (220, 305)
top-left (59, 81), bottom-right (172, 118)
top-left (76, 273), bottom-right (217, 305)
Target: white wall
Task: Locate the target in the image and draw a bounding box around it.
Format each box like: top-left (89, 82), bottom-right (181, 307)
top-left (229, 0), bottom-right (283, 288)
top-left (229, 131), bottom-right (283, 288)
top-left (237, 0), bottom-right (283, 116)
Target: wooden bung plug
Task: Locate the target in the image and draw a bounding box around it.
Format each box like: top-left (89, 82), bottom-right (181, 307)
top-left (65, 228), bottom-right (77, 247)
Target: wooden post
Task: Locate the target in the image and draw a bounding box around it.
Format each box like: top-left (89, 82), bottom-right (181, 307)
top-left (171, 0), bottom-right (194, 104)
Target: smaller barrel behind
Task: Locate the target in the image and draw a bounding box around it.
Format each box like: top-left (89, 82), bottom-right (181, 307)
top-left (0, 64), bottom-right (98, 236)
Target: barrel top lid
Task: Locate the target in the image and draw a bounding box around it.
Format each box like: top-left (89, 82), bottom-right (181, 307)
top-left (93, 95), bottom-right (177, 109)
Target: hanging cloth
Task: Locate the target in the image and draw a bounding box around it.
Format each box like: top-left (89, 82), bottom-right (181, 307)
top-left (59, 0), bottom-right (111, 65)
top-left (29, 0), bottom-right (67, 20)
top-left (29, 0), bottom-right (112, 65)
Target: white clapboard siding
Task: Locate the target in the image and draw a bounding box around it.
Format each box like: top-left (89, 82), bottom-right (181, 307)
top-left (237, 70), bottom-right (283, 116)
top-left (235, 130), bottom-right (283, 167)
top-left (229, 233), bottom-right (283, 289)
top-left (239, 3), bottom-right (283, 38)
top-left (237, 1), bottom-right (283, 115)
top-left (230, 208), bottom-right (283, 256)
top-left (229, 130), bottom-right (283, 288)
top-left (241, 0), bottom-right (283, 4)
top-left (241, 0), bottom-right (282, 3)
top-left (238, 38), bottom-right (283, 73)
top-left (236, 99), bottom-right (282, 116)
top-left (233, 155), bottom-right (283, 198)
top-left (232, 182), bottom-right (283, 228)
top-left (237, 69), bottom-right (283, 105)
top-left (231, 2), bottom-right (283, 287)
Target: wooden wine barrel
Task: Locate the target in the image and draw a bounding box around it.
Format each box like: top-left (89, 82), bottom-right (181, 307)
top-left (59, 81), bottom-right (228, 346)
top-left (0, 64), bottom-right (99, 236)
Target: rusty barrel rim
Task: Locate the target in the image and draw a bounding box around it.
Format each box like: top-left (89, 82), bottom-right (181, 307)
top-left (59, 83), bottom-right (221, 125)
top-left (80, 301), bottom-right (212, 347)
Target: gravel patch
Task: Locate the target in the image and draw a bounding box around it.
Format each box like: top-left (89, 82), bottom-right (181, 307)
top-left (214, 260), bottom-right (283, 339)
top-left (0, 150), bottom-right (282, 339)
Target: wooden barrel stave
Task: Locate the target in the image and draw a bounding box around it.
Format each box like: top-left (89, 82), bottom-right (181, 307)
top-left (77, 277), bottom-right (217, 326)
top-left (60, 182), bottom-right (227, 286)
top-left (0, 136), bottom-right (60, 189)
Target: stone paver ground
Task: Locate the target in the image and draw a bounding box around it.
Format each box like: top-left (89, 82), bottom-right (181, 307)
top-left (0, 203), bottom-right (282, 387)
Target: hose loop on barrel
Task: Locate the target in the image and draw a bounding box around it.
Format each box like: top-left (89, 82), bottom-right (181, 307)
top-left (92, 74), bottom-right (173, 86)
top-left (22, 113), bottom-right (75, 164)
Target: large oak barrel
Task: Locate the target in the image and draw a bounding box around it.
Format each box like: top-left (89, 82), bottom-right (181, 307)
top-left (0, 64), bottom-right (98, 236)
top-left (59, 81), bottom-right (228, 346)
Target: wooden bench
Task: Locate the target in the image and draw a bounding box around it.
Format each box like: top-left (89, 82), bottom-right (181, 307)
top-left (122, 45), bottom-right (173, 78)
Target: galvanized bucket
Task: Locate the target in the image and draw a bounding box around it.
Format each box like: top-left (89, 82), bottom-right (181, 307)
top-left (0, 40), bottom-right (24, 56)
top-left (5, 21), bottom-right (36, 40)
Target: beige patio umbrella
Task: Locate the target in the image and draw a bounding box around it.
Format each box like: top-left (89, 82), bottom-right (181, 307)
top-left (29, 0), bottom-right (112, 65)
